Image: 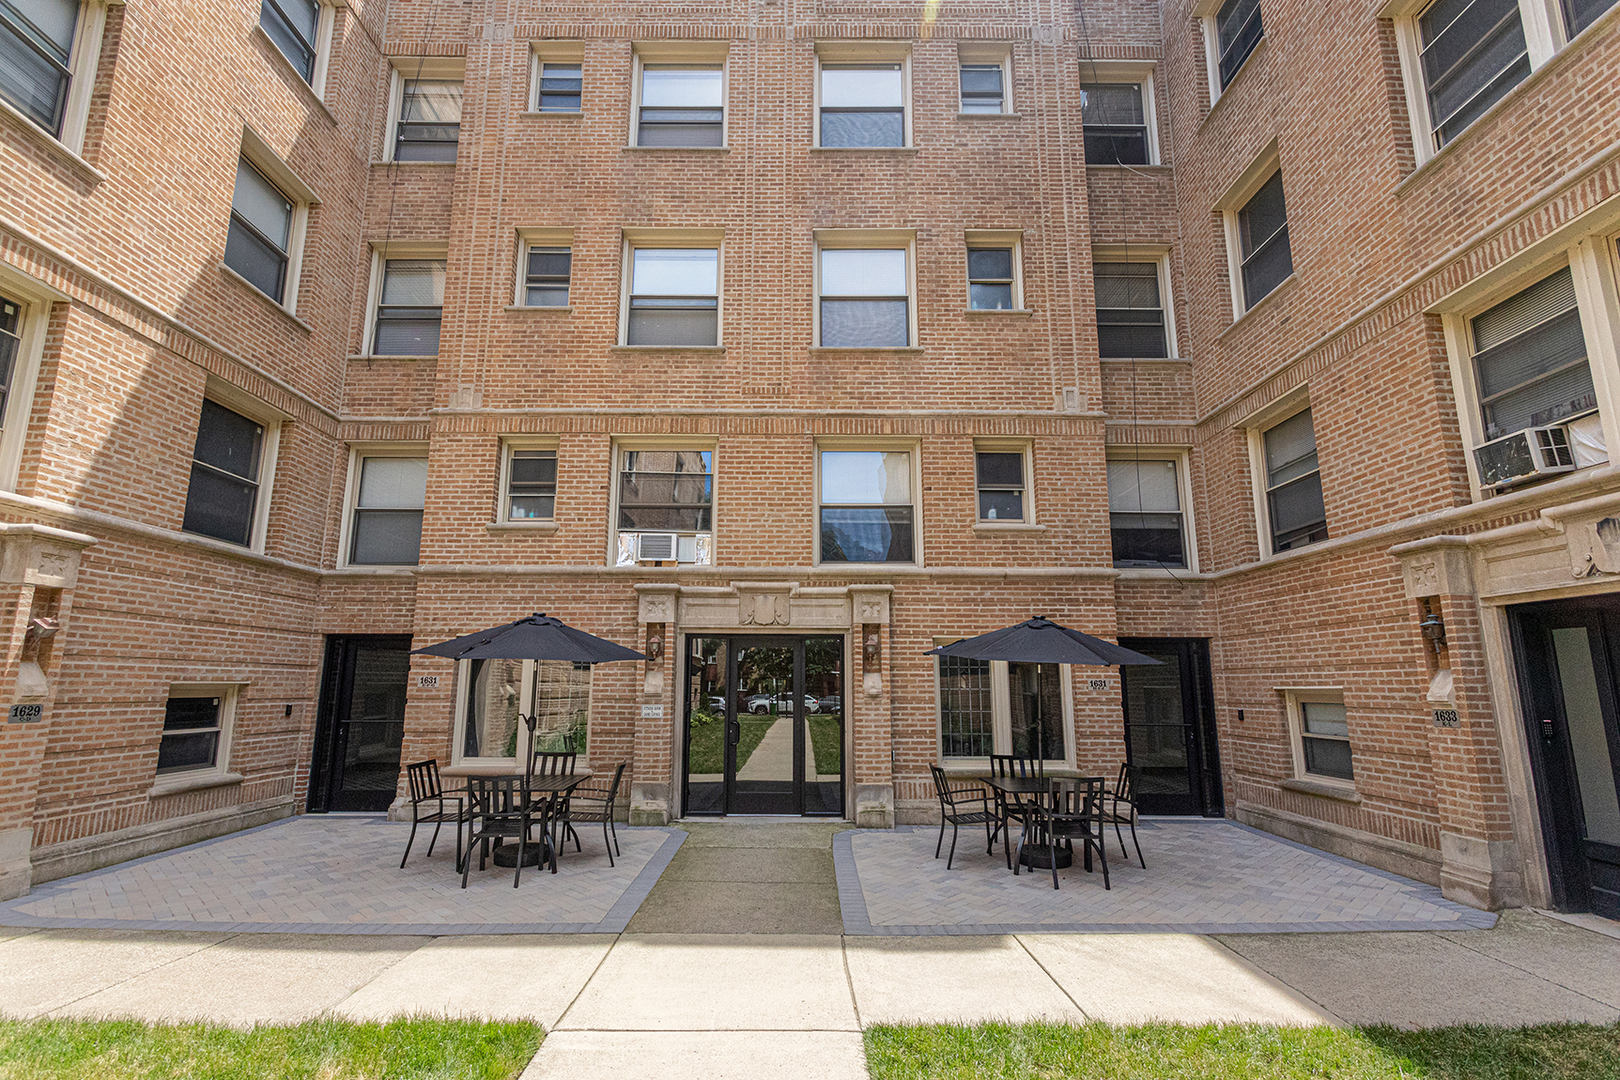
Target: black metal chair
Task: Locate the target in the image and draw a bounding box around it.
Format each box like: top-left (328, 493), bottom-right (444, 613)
top-left (1022, 777), bottom-right (1109, 891)
top-left (559, 761), bottom-right (626, 866)
top-left (461, 775), bottom-right (553, 888)
top-left (988, 754), bottom-right (1043, 869)
top-left (1098, 762), bottom-right (1145, 869)
top-left (400, 759), bottom-right (463, 870)
top-left (929, 764), bottom-right (998, 869)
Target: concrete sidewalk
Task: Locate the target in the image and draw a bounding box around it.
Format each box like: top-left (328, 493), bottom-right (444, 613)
top-left (1, 911), bottom-right (1617, 1078)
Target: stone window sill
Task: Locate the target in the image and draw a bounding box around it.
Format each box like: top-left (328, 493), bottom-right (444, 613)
top-left (964, 308), bottom-right (1034, 316)
top-left (1086, 163), bottom-right (1173, 172)
top-left (610, 345), bottom-right (726, 353)
top-left (810, 146), bottom-right (919, 155)
top-left (0, 98), bottom-right (106, 185)
top-left (520, 110), bottom-right (582, 118)
top-left (250, 26), bottom-right (338, 127)
top-left (1279, 777), bottom-right (1361, 804)
top-left (487, 521), bottom-right (560, 534)
top-left (219, 264), bottom-right (314, 335)
top-left (956, 112), bottom-right (1022, 119)
top-left (623, 145), bottom-right (730, 153)
top-left (1219, 273), bottom-right (1297, 338)
top-left (149, 772), bottom-right (245, 799)
top-left (370, 159), bottom-right (457, 168)
top-left (972, 521), bottom-right (1045, 533)
top-left (503, 305), bottom-right (572, 313)
top-left (809, 346), bottom-right (924, 354)
top-left (347, 353), bottom-right (438, 362)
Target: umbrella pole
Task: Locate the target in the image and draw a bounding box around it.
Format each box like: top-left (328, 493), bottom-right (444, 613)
top-left (521, 712), bottom-right (538, 778)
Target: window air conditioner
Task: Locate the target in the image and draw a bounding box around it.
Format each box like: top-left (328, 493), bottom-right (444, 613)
top-left (635, 532), bottom-right (678, 562)
top-left (1474, 424), bottom-right (1576, 489)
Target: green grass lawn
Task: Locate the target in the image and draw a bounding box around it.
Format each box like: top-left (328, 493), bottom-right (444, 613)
top-left (864, 1021), bottom-right (1620, 1080)
top-left (0, 1016), bottom-right (541, 1080)
top-left (807, 714), bottom-right (843, 776)
top-left (685, 711), bottom-right (773, 774)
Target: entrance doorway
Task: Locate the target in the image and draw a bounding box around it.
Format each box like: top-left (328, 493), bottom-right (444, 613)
top-left (309, 635), bottom-right (412, 813)
top-left (682, 635), bottom-right (845, 817)
top-left (1509, 596), bottom-right (1620, 918)
top-left (1118, 637), bottom-right (1223, 816)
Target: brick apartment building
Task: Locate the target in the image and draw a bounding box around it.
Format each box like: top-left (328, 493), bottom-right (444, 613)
top-left (0, 0), bottom-right (1615, 921)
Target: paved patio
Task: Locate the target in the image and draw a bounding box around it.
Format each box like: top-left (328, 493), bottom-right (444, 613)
top-left (836, 820), bottom-right (1497, 934)
top-left (0, 816), bottom-right (684, 934)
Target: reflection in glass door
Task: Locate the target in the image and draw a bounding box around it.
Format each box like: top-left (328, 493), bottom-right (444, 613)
top-left (1118, 638), bottom-right (1223, 816)
top-left (682, 635), bottom-right (845, 816)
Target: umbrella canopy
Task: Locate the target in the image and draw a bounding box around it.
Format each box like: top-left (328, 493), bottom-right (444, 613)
top-left (927, 617), bottom-right (1163, 667)
top-left (412, 612), bottom-right (648, 663)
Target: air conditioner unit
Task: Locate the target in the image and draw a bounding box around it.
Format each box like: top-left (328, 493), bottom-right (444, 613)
top-left (635, 532), bottom-right (678, 562)
top-left (1474, 425), bottom-right (1576, 489)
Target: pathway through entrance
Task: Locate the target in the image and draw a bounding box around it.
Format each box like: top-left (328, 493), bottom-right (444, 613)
top-left (625, 820), bottom-right (844, 934)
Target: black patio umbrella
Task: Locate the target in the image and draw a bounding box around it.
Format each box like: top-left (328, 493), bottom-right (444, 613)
top-left (926, 617), bottom-right (1163, 667)
top-left (412, 612), bottom-right (647, 663)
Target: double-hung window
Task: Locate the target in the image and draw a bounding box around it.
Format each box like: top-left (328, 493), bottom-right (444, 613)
top-left (1262, 407), bottom-right (1328, 553)
top-left (182, 399), bottom-right (265, 548)
top-left (975, 449), bottom-right (1026, 522)
top-left (0, 294), bottom-right (21, 448)
top-left (626, 247), bottom-right (719, 346)
top-left (259, 0), bottom-right (322, 84)
top-left (504, 446), bottom-right (557, 521)
top-left (958, 62), bottom-right (1004, 113)
top-left (535, 60), bottom-right (581, 112)
top-left (937, 653), bottom-right (1071, 764)
top-left (1470, 267), bottom-right (1594, 443)
top-left (1108, 458), bottom-right (1187, 568)
top-left (1564, 0), bottom-right (1617, 32)
top-left (1213, 0), bottom-right (1264, 89)
top-left (523, 247), bottom-right (570, 307)
top-left (224, 158), bottom-right (294, 304)
top-left (348, 453), bottom-right (427, 565)
top-left (1080, 83), bottom-right (1150, 165)
top-left (819, 62), bottom-right (905, 148)
top-left (1094, 261), bottom-right (1169, 358)
top-left (371, 257), bottom-right (446, 356)
top-left (393, 77), bottom-right (461, 162)
top-left (157, 690), bottom-right (235, 776)
top-left (1289, 692), bottom-right (1353, 783)
top-left (818, 448), bottom-right (915, 563)
top-left (819, 244), bottom-right (910, 347)
top-left (1237, 170), bottom-right (1293, 310)
top-left (1417, 0), bottom-right (1529, 150)
top-left (636, 66), bottom-right (723, 146)
top-left (967, 248), bottom-right (1015, 311)
top-left (0, 0), bottom-right (79, 136)
top-left (614, 448), bottom-right (713, 565)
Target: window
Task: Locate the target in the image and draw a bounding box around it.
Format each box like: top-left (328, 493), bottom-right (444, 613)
top-left (371, 258), bottom-right (445, 356)
top-left (0, 279), bottom-right (53, 492)
top-left (1470, 267), bottom-right (1593, 443)
top-left (967, 248), bottom-right (1015, 311)
top-left (636, 66), bottom-right (723, 146)
top-left (1289, 692), bottom-right (1353, 783)
top-left (936, 653), bottom-right (1072, 763)
top-left (1262, 408), bottom-right (1328, 553)
top-left (959, 62), bottom-right (1004, 113)
top-left (182, 399), bottom-right (264, 547)
top-left (157, 689), bottom-right (236, 777)
top-left (820, 62), bottom-right (905, 147)
top-left (536, 60), bottom-right (581, 111)
top-left (224, 158), bottom-right (293, 303)
top-left (0, 293), bottom-right (22, 447)
top-left (1417, 0), bottom-right (1529, 150)
top-left (819, 449), bottom-right (914, 563)
top-left (614, 448), bottom-right (713, 565)
top-left (1237, 170), bottom-right (1293, 309)
top-left (1080, 83), bottom-right (1149, 165)
top-left (259, 0), bottom-right (322, 84)
top-left (1094, 262), bottom-right (1169, 358)
top-left (0, 0), bottom-right (78, 136)
top-left (523, 246), bottom-right (570, 307)
top-left (504, 445), bottom-right (556, 521)
top-left (348, 453), bottom-right (427, 565)
top-left (1108, 458), bottom-right (1187, 568)
top-left (975, 450), bottom-right (1025, 522)
top-left (1564, 0), bottom-right (1617, 33)
top-left (1214, 0), bottom-right (1263, 89)
top-left (626, 247), bottom-right (719, 346)
top-left (819, 246), bottom-right (910, 347)
top-left (458, 658), bottom-right (590, 762)
top-left (393, 78), bottom-right (461, 162)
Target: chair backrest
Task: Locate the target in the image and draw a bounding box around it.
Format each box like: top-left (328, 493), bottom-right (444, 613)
top-left (1051, 776), bottom-right (1106, 820)
top-left (990, 754), bottom-right (1012, 779)
top-left (530, 750), bottom-right (577, 779)
top-left (405, 759), bottom-right (442, 803)
top-left (602, 761), bottom-right (627, 803)
top-left (992, 754), bottom-right (1043, 780)
top-left (467, 774), bottom-right (529, 816)
top-left (928, 764), bottom-right (955, 805)
top-left (1114, 762), bottom-right (1135, 802)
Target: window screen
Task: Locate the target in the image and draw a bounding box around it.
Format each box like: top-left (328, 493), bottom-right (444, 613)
top-left (959, 63), bottom-right (1004, 113)
top-left (1215, 0), bottom-right (1263, 89)
top-left (1238, 171), bottom-right (1293, 309)
top-left (1080, 83), bottom-right (1148, 165)
top-left (350, 456), bottom-right (427, 565)
top-left (537, 61), bottom-right (581, 111)
top-left (1471, 267), bottom-right (1593, 440)
top-left (638, 67), bottom-right (723, 146)
top-left (395, 79), bottom-right (461, 162)
top-left (628, 249), bottom-right (719, 346)
top-left (0, 0), bottom-right (78, 135)
top-left (158, 695), bottom-right (222, 773)
top-left (1108, 458), bottom-right (1185, 567)
top-left (1263, 408), bottom-right (1328, 552)
top-left (1094, 262), bottom-right (1168, 358)
top-left (182, 400), bottom-right (264, 547)
top-left (373, 259), bottom-right (446, 355)
top-left (1300, 699), bottom-right (1353, 781)
top-left (820, 63), bottom-right (905, 147)
top-left (507, 448), bottom-right (557, 520)
top-left (524, 247), bottom-right (570, 307)
top-left (820, 248), bottom-right (908, 347)
top-left (224, 159), bottom-right (293, 303)
top-left (820, 450), bottom-right (914, 562)
top-left (975, 451), bottom-right (1024, 521)
top-left (967, 248), bottom-right (1015, 311)
top-left (1419, 0), bottom-right (1528, 148)
top-left (260, 0), bottom-right (320, 82)
top-left (1562, 0), bottom-right (1617, 33)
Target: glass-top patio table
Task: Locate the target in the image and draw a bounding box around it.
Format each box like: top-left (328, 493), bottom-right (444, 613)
top-left (978, 774), bottom-right (1105, 871)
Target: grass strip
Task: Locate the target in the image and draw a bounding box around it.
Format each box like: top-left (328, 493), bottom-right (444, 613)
top-left (864, 1020), bottom-right (1620, 1080)
top-left (0, 1015), bottom-right (541, 1080)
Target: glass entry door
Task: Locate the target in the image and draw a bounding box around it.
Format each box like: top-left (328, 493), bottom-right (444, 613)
top-left (1118, 638), bottom-right (1223, 816)
top-left (1511, 598), bottom-right (1620, 919)
top-left (682, 635), bottom-right (845, 816)
top-left (309, 635), bottom-right (412, 812)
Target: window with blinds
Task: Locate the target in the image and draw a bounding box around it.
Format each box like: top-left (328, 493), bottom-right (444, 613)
top-left (1418, 0), bottom-right (1530, 149)
top-left (1095, 262), bottom-right (1168, 358)
top-left (1263, 407), bottom-right (1328, 553)
top-left (1470, 267), bottom-right (1593, 441)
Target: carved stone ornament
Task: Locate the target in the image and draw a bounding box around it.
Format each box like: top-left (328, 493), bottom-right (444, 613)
top-left (1567, 516), bottom-right (1620, 579)
top-left (848, 586), bottom-right (892, 626)
top-left (638, 593), bottom-right (676, 624)
top-left (737, 584), bottom-right (792, 626)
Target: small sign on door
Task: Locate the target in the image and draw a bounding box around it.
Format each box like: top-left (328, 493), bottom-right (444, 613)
top-left (416, 675), bottom-right (440, 689)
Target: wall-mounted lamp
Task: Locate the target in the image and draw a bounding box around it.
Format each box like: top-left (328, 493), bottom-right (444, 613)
top-left (863, 627), bottom-right (881, 670)
top-left (1418, 611), bottom-right (1446, 648)
top-left (645, 625), bottom-right (665, 662)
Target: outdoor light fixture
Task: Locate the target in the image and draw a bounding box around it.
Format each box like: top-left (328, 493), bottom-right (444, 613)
top-left (1418, 610), bottom-right (1446, 647)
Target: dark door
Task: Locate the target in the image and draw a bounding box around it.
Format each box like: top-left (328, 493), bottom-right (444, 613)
top-left (309, 635), bottom-right (412, 813)
top-left (1118, 637), bottom-right (1223, 816)
top-left (682, 635), bottom-right (845, 817)
top-left (1510, 598), bottom-right (1620, 918)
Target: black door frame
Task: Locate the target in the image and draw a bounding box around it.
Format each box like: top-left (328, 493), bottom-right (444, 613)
top-left (681, 633), bottom-right (846, 818)
top-left (308, 633), bottom-right (414, 813)
top-left (1508, 596), bottom-right (1620, 916)
top-left (1117, 637), bottom-right (1224, 817)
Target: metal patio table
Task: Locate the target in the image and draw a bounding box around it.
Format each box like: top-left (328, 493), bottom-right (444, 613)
top-left (979, 774), bottom-right (1105, 871)
top-left (463, 771), bottom-right (592, 874)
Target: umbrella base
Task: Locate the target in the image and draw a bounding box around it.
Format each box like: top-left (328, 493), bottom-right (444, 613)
top-left (1019, 843), bottom-right (1073, 870)
top-left (492, 844), bottom-right (544, 868)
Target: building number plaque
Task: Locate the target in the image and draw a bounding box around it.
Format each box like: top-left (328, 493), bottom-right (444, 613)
top-left (7, 703), bottom-right (43, 723)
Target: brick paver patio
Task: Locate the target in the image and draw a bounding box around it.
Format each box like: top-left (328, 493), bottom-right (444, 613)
top-left (0, 817), bottom-right (684, 935)
top-left (835, 820), bottom-right (1497, 934)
